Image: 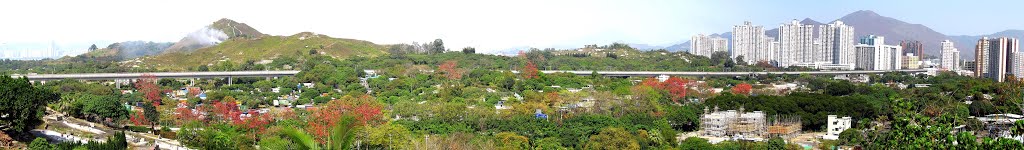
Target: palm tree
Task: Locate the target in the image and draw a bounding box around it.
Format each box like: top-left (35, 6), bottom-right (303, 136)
top-left (283, 116), bottom-right (358, 150)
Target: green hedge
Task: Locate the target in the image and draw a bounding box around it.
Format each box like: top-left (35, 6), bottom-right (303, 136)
top-left (126, 126), bottom-right (151, 133)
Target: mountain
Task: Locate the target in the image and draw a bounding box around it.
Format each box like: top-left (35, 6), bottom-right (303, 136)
top-left (765, 18), bottom-right (823, 38)
top-left (163, 18), bottom-right (266, 53)
top-left (663, 41), bottom-right (690, 52)
top-left (627, 43), bottom-right (663, 50)
top-left (664, 32), bottom-right (731, 52)
top-left (837, 10), bottom-right (949, 57)
top-left (118, 18), bottom-right (387, 71)
top-left (949, 30), bottom-right (1024, 60)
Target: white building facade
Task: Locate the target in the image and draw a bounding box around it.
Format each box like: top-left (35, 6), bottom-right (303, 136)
top-left (824, 115), bottom-right (852, 140)
top-left (940, 40), bottom-right (960, 71)
top-left (855, 35), bottom-right (903, 70)
top-left (1013, 52), bottom-right (1024, 79)
top-left (691, 34), bottom-right (729, 57)
top-left (778, 20), bottom-right (817, 67)
top-left (732, 21), bottom-right (772, 64)
top-left (820, 21), bottom-right (856, 65)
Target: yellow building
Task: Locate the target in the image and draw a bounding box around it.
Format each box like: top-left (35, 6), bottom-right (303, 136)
top-left (902, 54), bottom-right (920, 69)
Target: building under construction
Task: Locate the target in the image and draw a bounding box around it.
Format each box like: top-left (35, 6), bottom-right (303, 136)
top-left (701, 106), bottom-right (801, 139)
top-left (767, 115), bottom-right (802, 139)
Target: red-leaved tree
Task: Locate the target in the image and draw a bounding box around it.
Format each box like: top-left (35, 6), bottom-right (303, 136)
top-left (212, 100), bottom-right (241, 123)
top-left (135, 74), bottom-right (161, 106)
top-left (238, 112), bottom-right (273, 133)
top-left (174, 107), bottom-right (199, 125)
top-left (438, 60), bottom-right (463, 80)
top-left (306, 95), bottom-right (383, 143)
top-left (640, 77), bottom-right (664, 89)
top-left (732, 83), bottom-right (753, 95)
top-left (636, 76), bottom-right (695, 104)
top-left (663, 77), bottom-right (690, 103)
top-left (522, 61), bottom-right (539, 79)
top-left (129, 112), bottom-right (150, 126)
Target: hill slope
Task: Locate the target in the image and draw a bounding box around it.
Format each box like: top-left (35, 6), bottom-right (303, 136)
top-left (137, 32), bottom-right (386, 71)
top-left (949, 30), bottom-right (1024, 60)
top-left (81, 41), bottom-right (174, 59)
top-left (838, 10), bottom-right (949, 57)
top-left (163, 18), bottom-right (266, 53)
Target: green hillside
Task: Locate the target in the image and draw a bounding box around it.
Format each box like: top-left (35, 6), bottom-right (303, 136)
top-left (136, 32), bottom-right (386, 71)
top-left (79, 41), bottom-right (174, 59)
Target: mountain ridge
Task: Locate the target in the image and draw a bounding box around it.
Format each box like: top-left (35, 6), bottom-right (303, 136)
top-left (163, 18), bottom-right (266, 54)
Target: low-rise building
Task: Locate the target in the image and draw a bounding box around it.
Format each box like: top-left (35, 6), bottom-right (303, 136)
top-left (977, 113), bottom-right (1024, 139)
top-left (902, 54), bottom-right (921, 69)
top-left (833, 74), bottom-right (870, 83)
top-left (823, 115), bottom-right (852, 140)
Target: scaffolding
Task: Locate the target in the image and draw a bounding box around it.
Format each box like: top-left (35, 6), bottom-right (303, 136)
top-left (701, 106), bottom-right (768, 139)
top-left (701, 106), bottom-right (733, 137)
top-left (727, 110), bottom-right (766, 138)
top-left (767, 115), bottom-right (802, 139)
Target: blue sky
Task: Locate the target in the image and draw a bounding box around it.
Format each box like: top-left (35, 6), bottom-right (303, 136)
top-left (1, 0), bottom-right (1022, 56)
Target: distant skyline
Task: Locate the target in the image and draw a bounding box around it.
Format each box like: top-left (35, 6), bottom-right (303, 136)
top-left (2, 0), bottom-right (1023, 57)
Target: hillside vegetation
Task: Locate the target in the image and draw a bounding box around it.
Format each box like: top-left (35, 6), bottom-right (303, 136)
top-left (137, 32), bottom-right (386, 71)
top-left (81, 41), bottom-right (174, 59)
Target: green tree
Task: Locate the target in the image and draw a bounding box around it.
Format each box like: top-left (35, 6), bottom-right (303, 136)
top-left (142, 103), bottom-right (159, 130)
top-left (1013, 120), bottom-right (1024, 136)
top-left (259, 134), bottom-right (297, 150)
top-left (679, 137), bottom-right (713, 150)
top-left (430, 39), bottom-right (446, 54)
top-left (88, 44), bottom-right (99, 51)
top-left (724, 58), bottom-right (736, 68)
top-left (838, 128), bottom-right (863, 146)
top-left (254, 80), bottom-right (274, 91)
top-left (198, 65), bottom-right (209, 71)
top-left (362, 123), bottom-right (412, 149)
top-left (709, 51), bottom-right (729, 66)
top-left (534, 137), bottom-right (567, 150)
top-left (79, 94), bottom-right (129, 121)
top-left (666, 105), bottom-right (701, 131)
top-left (0, 76), bottom-right (59, 132)
top-left (767, 137), bottom-right (786, 150)
top-left (586, 127), bottom-right (640, 150)
top-left (462, 47), bottom-right (476, 54)
top-left (283, 116), bottom-right (358, 150)
top-left (495, 132), bottom-right (530, 150)
top-left (29, 137), bottom-right (51, 150)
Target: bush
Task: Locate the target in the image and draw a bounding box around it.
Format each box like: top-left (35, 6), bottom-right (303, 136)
top-left (126, 125), bottom-right (151, 132)
top-left (679, 137), bottom-right (713, 150)
top-left (29, 137), bottom-right (51, 150)
top-left (51, 132), bottom-right (127, 150)
top-left (158, 131), bottom-right (177, 139)
top-left (534, 137), bottom-right (566, 150)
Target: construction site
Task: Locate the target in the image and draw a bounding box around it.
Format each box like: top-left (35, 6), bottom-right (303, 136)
top-left (700, 106), bottom-right (802, 141)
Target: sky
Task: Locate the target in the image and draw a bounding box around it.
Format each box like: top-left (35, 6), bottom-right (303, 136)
top-left (1, 0), bottom-right (1023, 57)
